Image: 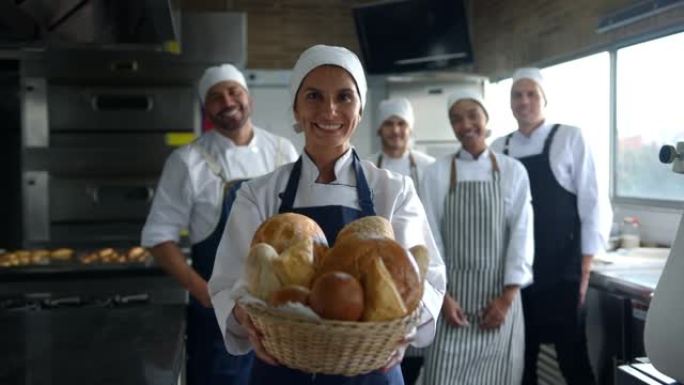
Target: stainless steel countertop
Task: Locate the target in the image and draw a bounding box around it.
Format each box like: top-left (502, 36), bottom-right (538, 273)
top-left (590, 247), bottom-right (671, 304)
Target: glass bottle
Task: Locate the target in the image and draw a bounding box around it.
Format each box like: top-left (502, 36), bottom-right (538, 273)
top-left (620, 216), bottom-right (641, 249)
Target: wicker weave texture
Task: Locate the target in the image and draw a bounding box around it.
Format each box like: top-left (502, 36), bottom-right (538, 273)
top-left (245, 303), bottom-right (418, 376)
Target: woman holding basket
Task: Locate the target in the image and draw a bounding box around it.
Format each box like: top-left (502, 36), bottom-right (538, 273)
top-left (208, 45), bottom-right (446, 385)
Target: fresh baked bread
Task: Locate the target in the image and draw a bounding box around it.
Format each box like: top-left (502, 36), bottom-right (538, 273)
top-left (319, 237), bottom-right (422, 318)
top-left (251, 213), bottom-right (328, 253)
top-left (362, 256), bottom-right (408, 321)
top-left (271, 237), bottom-right (316, 287)
top-left (268, 285), bottom-right (311, 307)
top-left (245, 243), bottom-right (283, 301)
top-left (336, 215), bottom-right (395, 244)
top-left (309, 271), bottom-right (365, 321)
top-left (409, 244), bottom-right (430, 281)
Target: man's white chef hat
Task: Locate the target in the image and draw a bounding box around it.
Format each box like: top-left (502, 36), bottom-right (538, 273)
top-left (289, 44), bottom-right (367, 133)
top-left (512, 67), bottom-right (546, 102)
top-left (446, 88), bottom-right (489, 121)
top-left (198, 64), bottom-right (248, 104)
top-left (378, 98), bottom-right (415, 129)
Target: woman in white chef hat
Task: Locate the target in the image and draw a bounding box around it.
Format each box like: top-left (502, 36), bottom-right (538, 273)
top-left (419, 89), bottom-right (534, 385)
top-left (208, 44), bottom-right (446, 385)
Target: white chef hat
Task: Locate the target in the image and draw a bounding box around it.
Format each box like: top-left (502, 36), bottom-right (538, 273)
top-left (512, 67), bottom-right (546, 102)
top-left (446, 88), bottom-right (489, 121)
top-left (289, 44), bottom-right (367, 132)
top-left (198, 64), bottom-right (248, 104)
top-left (378, 98), bottom-right (414, 129)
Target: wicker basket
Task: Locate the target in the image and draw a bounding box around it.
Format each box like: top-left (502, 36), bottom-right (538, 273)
top-left (243, 302), bottom-right (420, 376)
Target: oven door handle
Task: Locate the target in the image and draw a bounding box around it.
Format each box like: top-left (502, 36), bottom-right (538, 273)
top-left (90, 94), bottom-right (155, 111)
top-left (146, 186), bottom-right (155, 203)
top-left (85, 186), bottom-right (100, 204)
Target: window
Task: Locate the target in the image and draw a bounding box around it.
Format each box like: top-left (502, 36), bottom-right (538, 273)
top-left (615, 31), bottom-right (684, 202)
top-left (485, 53), bottom-right (611, 197)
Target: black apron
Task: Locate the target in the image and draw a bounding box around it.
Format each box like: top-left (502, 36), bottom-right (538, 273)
top-left (249, 150), bottom-right (404, 385)
top-left (504, 125), bottom-right (595, 385)
top-left (187, 179), bottom-right (255, 385)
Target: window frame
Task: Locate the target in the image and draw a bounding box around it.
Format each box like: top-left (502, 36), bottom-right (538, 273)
top-left (493, 25), bottom-right (684, 208)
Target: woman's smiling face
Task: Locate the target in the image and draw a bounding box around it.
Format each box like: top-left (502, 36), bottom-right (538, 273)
top-left (294, 65), bottom-right (362, 157)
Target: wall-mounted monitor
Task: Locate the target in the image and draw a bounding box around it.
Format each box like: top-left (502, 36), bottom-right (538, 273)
top-left (353, 0), bottom-right (473, 74)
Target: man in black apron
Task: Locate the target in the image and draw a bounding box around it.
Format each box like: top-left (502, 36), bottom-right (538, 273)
top-left (142, 64), bottom-right (297, 385)
top-left (492, 68), bottom-right (611, 385)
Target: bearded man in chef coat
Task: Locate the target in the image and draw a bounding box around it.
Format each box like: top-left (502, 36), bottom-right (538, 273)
top-left (141, 64), bottom-right (298, 385)
top-left (369, 98), bottom-right (435, 195)
top-left (491, 68), bottom-right (612, 385)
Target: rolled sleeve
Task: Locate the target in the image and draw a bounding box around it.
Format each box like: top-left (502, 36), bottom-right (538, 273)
top-left (504, 162), bottom-right (534, 287)
top-left (572, 133), bottom-right (613, 255)
top-left (393, 176), bottom-right (447, 348)
top-left (209, 183), bottom-right (266, 355)
top-left (141, 153), bottom-right (193, 247)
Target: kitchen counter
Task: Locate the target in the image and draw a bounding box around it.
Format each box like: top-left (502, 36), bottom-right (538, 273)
top-left (0, 303), bottom-right (185, 385)
top-left (590, 247), bottom-right (670, 305)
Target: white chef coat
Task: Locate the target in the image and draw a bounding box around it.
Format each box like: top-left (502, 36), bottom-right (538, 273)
top-left (141, 127), bottom-right (299, 247)
top-left (490, 122), bottom-right (613, 255)
top-left (368, 150), bottom-right (436, 186)
top-left (420, 149), bottom-right (534, 287)
top-left (208, 148), bottom-right (447, 355)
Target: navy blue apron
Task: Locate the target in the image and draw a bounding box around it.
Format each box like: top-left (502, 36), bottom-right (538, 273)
top-left (504, 125), bottom-right (596, 385)
top-left (187, 179), bottom-right (255, 385)
top-left (249, 150), bottom-right (404, 385)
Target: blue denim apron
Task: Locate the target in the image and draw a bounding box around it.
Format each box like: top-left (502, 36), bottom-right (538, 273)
top-left (187, 179), bottom-right (255, 385)
top-left (249, 150), bottom-right (404, 385)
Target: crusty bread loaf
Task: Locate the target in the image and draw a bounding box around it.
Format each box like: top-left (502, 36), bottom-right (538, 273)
top-left (362, 257), bottom-right (407, 321)
top-left (409, 244), bottom-right (430, 281)
top-left (245, 243), bottom-right (282, 300)
top-left (271, 237), bottom-right (316, 287)
top-left (336, 215), bottom-right (395, 244)
top-left (268, 285), bottom-right (311, 307)
top-left (309, 271), bottom-right (364, 321)
top-left (251, 213), bottom-right (328, 253)
top-left (319, 237), bottom-right (422, 317)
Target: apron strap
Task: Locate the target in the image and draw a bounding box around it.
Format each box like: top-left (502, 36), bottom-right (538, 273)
top-left (449, 150), bottom-right (500, 191)
top-left (408, 151), bottom-right (419, 188)
top-left (503, 132), bottom-right (514, 156)
top-left (193, 141), bottom-right (229, 183)
top-left (278, 156), bottom-right (303, 212)
top-left (542, 124), bottom-right (561, 155)
top-left (376, 154), bottom-right (383, 168)
top-left (353, 150), bottom-right (376, 216)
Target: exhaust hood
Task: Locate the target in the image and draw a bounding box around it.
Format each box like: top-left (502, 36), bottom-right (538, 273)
top-left (0, 0), bottom-right (180, 51)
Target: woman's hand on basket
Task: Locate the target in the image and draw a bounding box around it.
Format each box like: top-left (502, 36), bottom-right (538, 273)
top-left (233, 304), bottom-right (279, 366)
top-left (380, 327), bottom-right (415, 373)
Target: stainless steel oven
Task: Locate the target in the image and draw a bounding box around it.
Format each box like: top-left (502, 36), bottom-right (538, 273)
top-left (20, 52), bottom-right (203, 249)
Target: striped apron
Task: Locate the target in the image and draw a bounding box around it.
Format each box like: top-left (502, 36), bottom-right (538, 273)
top-left (423, 152), bottom-right (524, 385)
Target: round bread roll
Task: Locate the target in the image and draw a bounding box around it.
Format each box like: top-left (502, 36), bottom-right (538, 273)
top-left (320, 237), bottom-right (422, 316)
top-left (251, 213), bottom-right (328, 253)
top-left (268, 285), bottom-right (311, 307)
top-left (309, 271), bottom-right (364, 321)
top-left (336, 215), bottom-right (395, 244)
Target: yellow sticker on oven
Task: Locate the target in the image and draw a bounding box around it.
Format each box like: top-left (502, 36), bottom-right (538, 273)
top-left (165, 133), bottom-right (197, 147)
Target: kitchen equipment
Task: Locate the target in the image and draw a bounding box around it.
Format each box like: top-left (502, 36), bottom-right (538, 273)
top-left (644, 142), bottom-right (684, 382)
